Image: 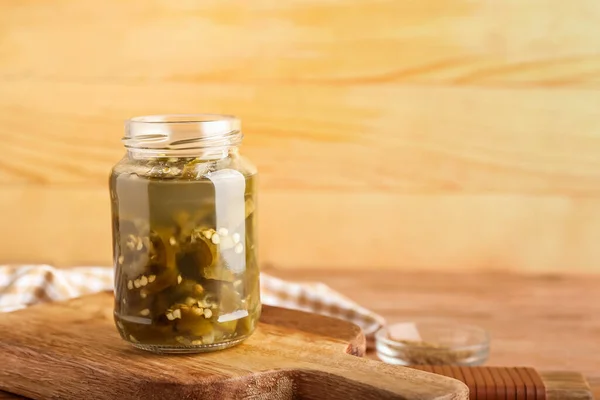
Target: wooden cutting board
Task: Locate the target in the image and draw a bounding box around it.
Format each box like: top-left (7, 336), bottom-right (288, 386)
top-left (0, 292), bottom-right (467, 400)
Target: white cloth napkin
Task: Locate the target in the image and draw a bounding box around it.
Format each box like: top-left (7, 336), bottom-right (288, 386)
top-left (0, 265), bottom-right (385, 349)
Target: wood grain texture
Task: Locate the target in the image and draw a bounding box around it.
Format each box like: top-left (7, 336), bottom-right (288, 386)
top-left (2, 1), bottom-right (600, 271)
top-left (1, 271), bottom-right (599, 399)
top-left (0, 292), bottom-right (468, 400)
top-left (272, 270), bottom-right (600, 398)
top-left (541, 372), bottom-right (594, 400)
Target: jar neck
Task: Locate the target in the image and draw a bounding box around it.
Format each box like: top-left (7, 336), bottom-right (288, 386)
top-left (127, 146), bottom-right (239, 161)
top-left (123, 114), bottom-right (242, 160)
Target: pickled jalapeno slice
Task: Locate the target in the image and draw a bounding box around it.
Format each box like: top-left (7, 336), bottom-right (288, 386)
top-left (111, 157), bottom-right (259, 348)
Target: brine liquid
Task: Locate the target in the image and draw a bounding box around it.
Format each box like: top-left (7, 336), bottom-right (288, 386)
top-left (110, 169), bottom-right (259, 352)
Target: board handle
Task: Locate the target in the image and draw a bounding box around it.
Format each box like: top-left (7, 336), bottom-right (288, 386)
top-left (284, 352), bottom-right (469, 400)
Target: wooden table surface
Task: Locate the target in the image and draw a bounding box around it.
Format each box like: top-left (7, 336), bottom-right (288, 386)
top-left (273, 270), bottom-right (600, 399)
top-left (1, 270), bottom-right (598, 399)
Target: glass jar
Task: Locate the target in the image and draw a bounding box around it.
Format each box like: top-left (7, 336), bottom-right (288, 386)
top-left (109, 114), bottom-right (260, 353)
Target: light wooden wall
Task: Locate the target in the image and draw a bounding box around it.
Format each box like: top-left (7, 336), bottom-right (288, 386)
top-left (1, 0), bottom-right (600, 272)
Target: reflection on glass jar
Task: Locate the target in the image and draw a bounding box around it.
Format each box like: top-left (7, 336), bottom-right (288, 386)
top-left (109, 114), bottom-right (260, 353)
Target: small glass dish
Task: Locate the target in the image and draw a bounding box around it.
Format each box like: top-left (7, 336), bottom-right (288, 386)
top-left (375, 320), bottom-right (490, 366)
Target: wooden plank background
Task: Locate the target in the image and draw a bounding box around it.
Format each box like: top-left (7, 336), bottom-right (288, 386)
top-left (1, 0), bottom-right (600, 272)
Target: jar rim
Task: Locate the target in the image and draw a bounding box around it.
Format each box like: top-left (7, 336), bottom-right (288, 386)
top-left (123, 113), bottom-right (242, 156)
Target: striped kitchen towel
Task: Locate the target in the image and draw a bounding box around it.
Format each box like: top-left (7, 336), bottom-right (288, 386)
top-left (0, 265), bottom-right (385, 348)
